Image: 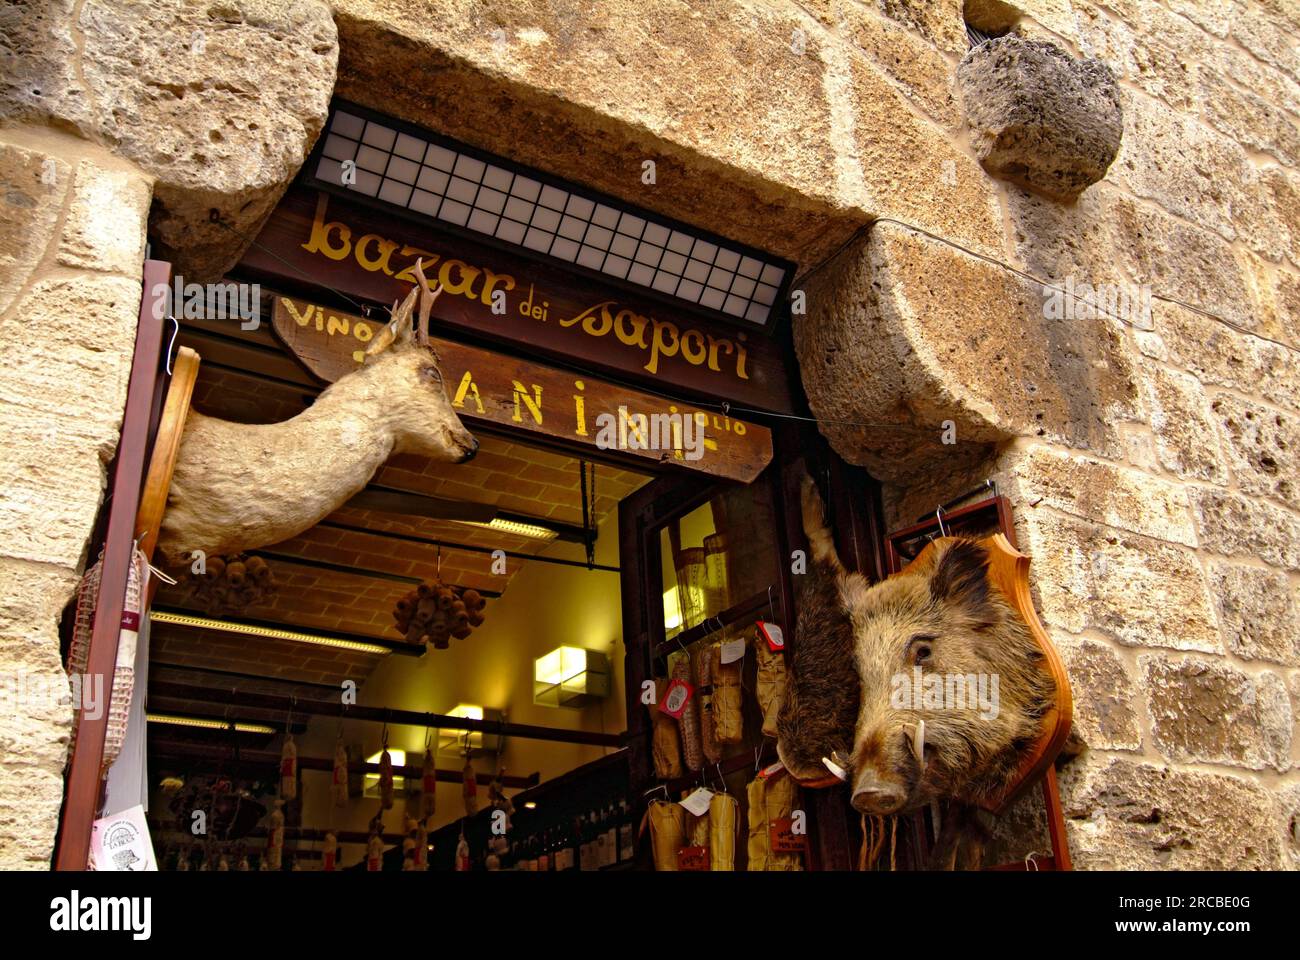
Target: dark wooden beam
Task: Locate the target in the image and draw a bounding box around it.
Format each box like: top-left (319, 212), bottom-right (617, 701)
top-left (149, 679), bottom-right (624, 748)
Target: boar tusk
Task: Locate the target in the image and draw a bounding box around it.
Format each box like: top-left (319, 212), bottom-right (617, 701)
top-left (821, 755), bottom-right (848, 781)
top-left (911, 719), bottom-right (926, 772)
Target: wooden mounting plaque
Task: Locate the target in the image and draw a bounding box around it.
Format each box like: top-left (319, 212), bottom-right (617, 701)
top-left (272, 294), bottom-right (774, 483)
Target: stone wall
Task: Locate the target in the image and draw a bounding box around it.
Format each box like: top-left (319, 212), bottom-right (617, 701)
top-left (1, 0), bottom-right (1297, 868)
top-left (0, 0), bottom-right (335, 868)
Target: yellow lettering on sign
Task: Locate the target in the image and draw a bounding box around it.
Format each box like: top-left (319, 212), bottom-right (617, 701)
top-left (512, 381), bottom-right (543, 425)
top-left (680, 329), bottom-right (707, 365)
top-left (394, 246), bottom-right (439, 282)
top-left (302, 194), bottom-right (352, 261)
top-left (439, 259), bottom-right (482, 299)
top-left (326, 313), bottom-right (350, 336)
top-left (614, 309), bottom-right (649, 349)
top-left (280, 297), bottom-right (315, 327)
top-left (453, 370), bottom-right (486, 414)
top-left (480, 268), bottom-right (516, 306)
top-left (355, 233), bottom-right (399, 275)
top-left (645, 319), bottom-right (680, 375)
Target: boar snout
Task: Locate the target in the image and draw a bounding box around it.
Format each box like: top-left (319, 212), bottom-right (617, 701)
top-left (851, 762), bottom-right (908, 815)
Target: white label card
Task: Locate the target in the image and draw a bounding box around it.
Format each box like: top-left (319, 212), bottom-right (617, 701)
top-left (679, 787), bottom-right (714, 817)
top-left (720, 638), bottom-right (746, 664)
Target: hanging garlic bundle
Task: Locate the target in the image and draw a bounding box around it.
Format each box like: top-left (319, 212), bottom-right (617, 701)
top-left (710, 642), bottom-right (744, 744)
top-left (402, 816), bottom-right (417, 871)
top-left (322, 832), bottom-right (338, 872)
top-left (420, 745), bottom-right (437, 820)
top-left (413, 820), bottom-right (429, 871)
top-left (332, 737), bottom-right (349, 807)
top-left (455, 833), bottom-right (471, 871)
top-left (280, 733), bottom-right (298, 801)
top-left (649, 678), bottom-right (683, 779)
top-left (266, 799), bottom-right (285, 871)
top-left (462, 759), bottom-right (478, 817)
top-left (753, 635), bottom-right (788, 739)
top-left (488, 766), bottom-right (514, 826)
top-left (379, 734), bottom-right (395, 810)
top-left (709, 792), bottom-right (739, 871)
top-left (648, 799), bottom-right (685, 871)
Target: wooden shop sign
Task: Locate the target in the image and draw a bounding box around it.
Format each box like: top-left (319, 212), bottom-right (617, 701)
top-left (272, 294), bottom-right (774, 483)
top-left (242, 189), bottom-right (795, 414)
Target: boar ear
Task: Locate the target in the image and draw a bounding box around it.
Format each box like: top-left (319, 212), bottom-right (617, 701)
top-left (928, 539), bottom-right (995, 620)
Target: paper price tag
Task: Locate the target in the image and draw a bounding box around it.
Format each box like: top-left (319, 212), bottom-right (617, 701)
top-left (679, 787), bottom-right (714, 817)
top-left (677, 846), bottom-right (710, 871)
top-left (658, 677), bottom-right (694, 718)
top-left (770, 818), bottom-right (806, 853)
top-left (759, 760), bottom-right (786, 780)
top-left (757, 621), bottom-right (785, 651)
top-left (719, 637), bottom-right (746, 664)
top-left (90, 805), bottom-right (157, 871)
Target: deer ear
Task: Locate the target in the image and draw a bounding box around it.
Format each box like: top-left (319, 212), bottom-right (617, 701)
top-left (928, 538), bottom-right (995, 620)
top-left (364, 304), bottom-right (400, 358)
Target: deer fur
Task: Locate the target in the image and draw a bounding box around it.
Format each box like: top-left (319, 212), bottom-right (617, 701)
top-left (157, 263), bottom-right (477, 566)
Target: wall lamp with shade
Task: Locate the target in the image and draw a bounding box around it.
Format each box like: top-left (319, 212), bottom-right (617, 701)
top-left (533, 646), bottom-right (610, 708)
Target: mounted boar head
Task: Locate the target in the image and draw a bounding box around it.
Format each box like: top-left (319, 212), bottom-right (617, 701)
top-left (364, 259), bottom-right (478, 463)
top-left (777, 476), bottom-right (1055, 817)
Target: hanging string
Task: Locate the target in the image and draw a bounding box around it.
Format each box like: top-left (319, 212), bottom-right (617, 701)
top-left (578, 459), bottom-right (596, 569)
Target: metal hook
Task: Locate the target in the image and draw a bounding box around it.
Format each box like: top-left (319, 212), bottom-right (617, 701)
top-left (164, 315), bottom-right (180, 375)
top-left (935, 505), bottom-right (949, 538)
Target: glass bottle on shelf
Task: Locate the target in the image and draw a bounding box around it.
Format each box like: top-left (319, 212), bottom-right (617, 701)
top-left (602, 804), bottom-right (618, 867)
top-left (618, 799), bottom-right (635, 863)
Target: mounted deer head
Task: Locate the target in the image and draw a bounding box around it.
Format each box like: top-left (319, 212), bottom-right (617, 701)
top-left (157, 259), bottom-right (479, 565)
top-left (361, 258), bottom-right (479, 464)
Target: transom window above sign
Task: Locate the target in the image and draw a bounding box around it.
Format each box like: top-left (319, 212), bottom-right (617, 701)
top-left (306, 103), bottom-right (794, 330)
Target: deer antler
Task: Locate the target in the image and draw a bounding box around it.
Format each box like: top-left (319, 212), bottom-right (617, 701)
top-left (411, 258), bottom-right (443, 346)
top-left (364, 272), bottom-right (424, 359)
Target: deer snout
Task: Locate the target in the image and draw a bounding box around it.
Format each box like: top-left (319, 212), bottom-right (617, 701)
top-left (456, 435), bottom-right (479, 463)
top-left (851, 769), bottom-right (907, 815)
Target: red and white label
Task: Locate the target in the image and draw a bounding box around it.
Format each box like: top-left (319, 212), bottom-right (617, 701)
top-left (658, 677), bottom-right (693, 718)
top-left (756, 621), bottom-right (785, 651)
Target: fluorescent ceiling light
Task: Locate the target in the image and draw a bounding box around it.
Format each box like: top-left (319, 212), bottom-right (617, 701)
top-left (309, 105), bottom-right (794, 328)
top-left (461, 517), bottom-right (558, 541)
top-left (147, 713), bottom-right (276, 735)
top-left (150, 610), bottom-right (392, 656)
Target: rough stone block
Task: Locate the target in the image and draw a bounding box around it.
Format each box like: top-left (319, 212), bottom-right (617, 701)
top-left (0, 0), bottom-right (338, 280)
top-left (1142, 655), bottom-right (1291, 771)
top-left (1057, 757), bottom-right (1286, 869)
top-left (1143, 366), bottom-right (1230, 484)
top-left (1002, 444), bottom-right (1199, 546)
top-left (0, 141), bottom-right (69, 318)
top-left (1207, 561), bottom-right (1300, 666)
top-left (838, 1), bottom-right (960, 128)
top-left (1054, 633), bottom-right (1143, 751)
top-left (57, 159), bottom-right (152, 275)
top-left (1211, 395), bottom-right (1300, 508)
top-left (1189, 487), bottom-right (1300, 570)
top-left (1013, 507), bottom-right (1220, 653)
top-left (958, 37), bottom-right (1123, 200)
